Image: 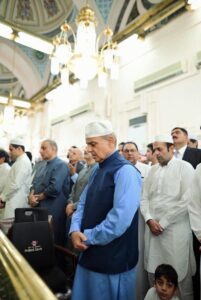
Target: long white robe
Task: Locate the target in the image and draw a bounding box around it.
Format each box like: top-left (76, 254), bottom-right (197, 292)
top-left (140, 157), bottom-right (196, 282)
top-left (1, 153), bottom-right (32, 219)
top-left (0, 163), bottom-right (11, 219)
top-left (135, 161), bottom-right (151, 300)
top-left (188, 163), bottom-right (201, 241)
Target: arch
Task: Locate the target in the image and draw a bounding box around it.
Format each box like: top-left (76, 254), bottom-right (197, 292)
top-left (0, 39), bottom-right (43, 98)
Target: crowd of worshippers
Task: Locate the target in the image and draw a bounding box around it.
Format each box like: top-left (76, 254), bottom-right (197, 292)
top-left (0, 124), bottom-right (201, 300)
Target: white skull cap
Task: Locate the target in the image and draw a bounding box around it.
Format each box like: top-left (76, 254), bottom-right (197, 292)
top-left (85, 120), bottom-right (113, 138)
top-left (154, 135), bottom-right (173, 144)
top-left (10, 138), bottom-right (25, 147)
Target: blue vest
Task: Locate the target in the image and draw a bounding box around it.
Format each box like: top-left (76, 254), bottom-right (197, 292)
top-left (79, 151), bottom-right (139, 274)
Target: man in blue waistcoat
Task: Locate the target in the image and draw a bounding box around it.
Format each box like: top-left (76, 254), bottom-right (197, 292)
top-left (69, 120), bottom-right (142, 300)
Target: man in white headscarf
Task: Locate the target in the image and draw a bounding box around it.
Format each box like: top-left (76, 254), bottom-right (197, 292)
top-left (0, 138), bottom-right (32, 219)
top-left (140, 135), bottom-right (196, 300)
top-left (69, 120), bottom-right (142, 300)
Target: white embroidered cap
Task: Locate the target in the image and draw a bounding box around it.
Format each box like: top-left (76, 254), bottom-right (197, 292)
top-left (154, 134), bottom-right (173, 144)
top-left (188, 133), bottom-right (197, 140)
top-left (10, 138), bottom-right (25, 147)
top-left (85, 120), bottom-right (113, 138)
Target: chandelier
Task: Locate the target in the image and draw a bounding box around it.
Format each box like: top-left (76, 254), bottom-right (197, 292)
top-left (50, 3), bottom-right (120, 88)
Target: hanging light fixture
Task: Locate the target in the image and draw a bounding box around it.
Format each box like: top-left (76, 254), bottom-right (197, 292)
top-left (50, 3), bottom-right (120, 87)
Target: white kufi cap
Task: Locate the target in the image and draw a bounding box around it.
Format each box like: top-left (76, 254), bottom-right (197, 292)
top-left (85, 120), bottom-right (113, 138)
top-left (155, 134), bottom-right (173, 144)
top-left (10, 138), bottom-right (25, 147)
top-left (188, 133), bottom-right (197, 140)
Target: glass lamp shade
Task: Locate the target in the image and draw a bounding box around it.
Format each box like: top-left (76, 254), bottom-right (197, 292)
top-left (3, 104), bottom-right (15, 133)
top-left (98, 70), bottom-right (107, 88)
top-left (61, 68), bottom-right (69, 85)
top-left (76, 21), bottom-right (96, 56)
top-left (70, 55), bottom-right (98, 80)
top-left (4, 105), bottom-right (15, 123)
top-left (103, 48), bottom-right (114, 70)
top-left (51, 56), bottom-right (60, 75)
top-left (80, 78), bottom-right (88, 89)
top-left (55, 43), bottom-right (72, 64)
top-left (110, 62), bottom-right (119, 80)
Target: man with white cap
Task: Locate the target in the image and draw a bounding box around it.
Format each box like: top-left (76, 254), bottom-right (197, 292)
top-left (140, 135), bottom-right (196, 300)
top-left (0, 138), bottom-right (32, 219)
top-left (188, 133), bottom-right (198, 149)
top-left (69, 120), bottom-right (142, 300)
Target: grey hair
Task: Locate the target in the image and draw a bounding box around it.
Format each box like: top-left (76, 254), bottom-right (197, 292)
top-left (43, 139), bottom-right (58, 152)
top-left (102, 133), bottom-right (117, 146)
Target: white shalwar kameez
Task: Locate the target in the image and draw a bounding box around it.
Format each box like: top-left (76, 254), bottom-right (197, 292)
top-left (140, 157), bottom-right (196, 300)
top-left (1, 153), bottom-right (32, 219)
top-left (0, 163), bottom-right (11, 219)
top-left (135, 161), bottom-right (151, 300)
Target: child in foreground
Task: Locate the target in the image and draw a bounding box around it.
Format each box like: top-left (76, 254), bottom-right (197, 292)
top-left (144, 264), bottom-right (180, 300)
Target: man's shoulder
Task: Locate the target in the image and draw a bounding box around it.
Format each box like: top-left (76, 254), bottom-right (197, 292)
top-left (174, 157), bottom-right (194, 168)
top-left (185, 147), bottom-right (201, 155)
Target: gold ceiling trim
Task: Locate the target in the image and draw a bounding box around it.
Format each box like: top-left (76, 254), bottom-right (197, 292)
top-left (113, 0), bottom-right (187, 42)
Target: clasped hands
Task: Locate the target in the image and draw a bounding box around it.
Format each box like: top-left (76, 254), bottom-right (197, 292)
top-left (71, 231), bottom-right (89, 252)
top-left (28, 190), bottom-right (45, 207)
top-left (147, 219), bottom-right (164, 236)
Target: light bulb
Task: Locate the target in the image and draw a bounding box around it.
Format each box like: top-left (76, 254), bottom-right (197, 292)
top-left (55, 43), bottom-right (72, 64)
top-left (51, 56), bottom-right (60, 75)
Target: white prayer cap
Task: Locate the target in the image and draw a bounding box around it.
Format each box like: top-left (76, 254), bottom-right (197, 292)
top-left (85, 120), bottom-right (113, 138)
top-left (154, 134), bottom-right (173, 144)
top-left (188, 133), bottom-right (197, 140)
top-left (10, 138), bottom-right (25, 147)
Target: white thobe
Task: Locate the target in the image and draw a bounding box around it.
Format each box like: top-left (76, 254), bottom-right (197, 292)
top-left (135, 161), bottom-right (151, 300)
top-left (188, 163), bottom-right (201, 241)
top-left (0, 163), bottom-right (11, 219)
top-left (0, 163), bottom-right (11, 193)
top-left (1, 153), bottom-right (32, 219)
top-left (135, 161), bottom-right (150, 179)
top-left (140, 157), bottom-right (196, 282)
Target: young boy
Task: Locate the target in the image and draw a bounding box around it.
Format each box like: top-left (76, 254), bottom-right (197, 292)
top-left (144, 264), bottom-right (179, 300)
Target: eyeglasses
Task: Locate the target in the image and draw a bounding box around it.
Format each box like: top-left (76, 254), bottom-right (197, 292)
top-left (123, 149), bottom-right (137, 153)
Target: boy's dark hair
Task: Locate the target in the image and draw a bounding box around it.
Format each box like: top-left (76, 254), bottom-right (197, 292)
top-left (0, 149), bottom-right (9, 163)
top-left (155, 264), bottom-right (178, 287)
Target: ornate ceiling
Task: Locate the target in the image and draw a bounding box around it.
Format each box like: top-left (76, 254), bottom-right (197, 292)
top-left (0, 0), bottom-right (187, 101)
